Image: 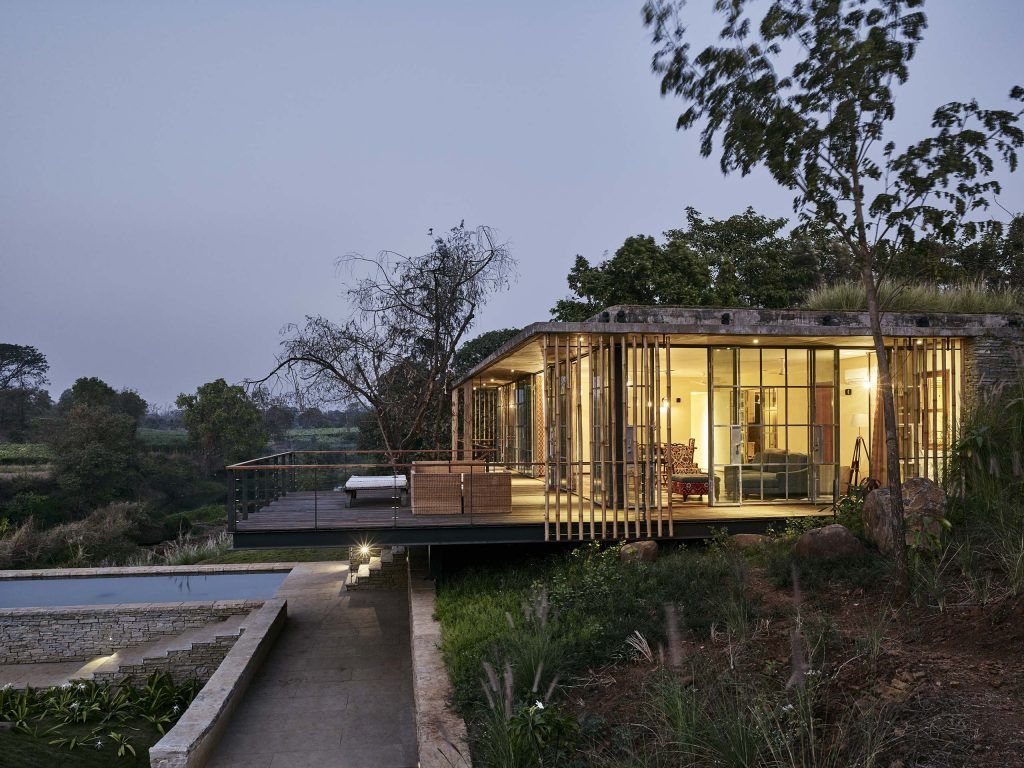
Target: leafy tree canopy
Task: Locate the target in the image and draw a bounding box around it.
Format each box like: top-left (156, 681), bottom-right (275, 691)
top-left (0, 343), bottom-right (49, 392)
top-left (551, 208), bottom-right (833, 320)
top-left (52, 405), bottom-right (139, 512)
top-left (176, 379), bottom-right (268, 473)
top-left (58, 377), bottom-right (147, 423)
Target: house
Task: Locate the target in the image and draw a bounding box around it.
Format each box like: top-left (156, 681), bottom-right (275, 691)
top-left (229, 305), bottom-right (1023, 548)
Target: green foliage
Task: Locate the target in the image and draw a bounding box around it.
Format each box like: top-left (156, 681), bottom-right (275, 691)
top-left (58, 378), bottom-right (147, 424)
top-left (0, 672), bottom-right (199, 765)
top-left (453, 328), bottom-right (522, 378)
top-left (0, 502), bottom-right (148, 569)
top-left (602, 667), bottom-right (894, 768)
top-left (805, 280), bottom-right (1023, 314)
top-left (176, 379), bottom-right (267, 473)
top-left (758, 537), bottom-right (889, 593)
top-left (552, 208), bottom-right (829, 320)
top-left (0, 443), bottom-right (54, 465)
top-left (0, 343), bottom-right (49, 392)
top-left (51, 405), bottom-right (139, 511)
top-left (436, 543), bottom-right (745, 719)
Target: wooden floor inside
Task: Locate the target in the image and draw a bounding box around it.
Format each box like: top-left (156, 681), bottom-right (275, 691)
top-left (234, 475), bottom-right (829, 533)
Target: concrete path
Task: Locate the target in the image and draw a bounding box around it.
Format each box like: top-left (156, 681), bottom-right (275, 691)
top-left (207, 562), bottom-right (418, 768)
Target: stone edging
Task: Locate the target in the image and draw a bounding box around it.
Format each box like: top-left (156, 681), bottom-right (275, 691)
top-left (407, 560), bottom-right (472, 768)
top-left (148, 597), bottom-right (288, 768)
top-left (0, 563), bottom-right (296, 580)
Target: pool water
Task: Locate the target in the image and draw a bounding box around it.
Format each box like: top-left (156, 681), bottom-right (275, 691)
top-left (0, 571), bottom-right (288, 608)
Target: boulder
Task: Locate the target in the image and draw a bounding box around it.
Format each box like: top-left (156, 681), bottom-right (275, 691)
top-left (863, 478), bottom-right (947, 555)
top-left (793, 524), bottom-right (865, 560)
top-left (729, 533), bottom-right (769, 550)
top-left (620, 540), bottom-right (659, 564)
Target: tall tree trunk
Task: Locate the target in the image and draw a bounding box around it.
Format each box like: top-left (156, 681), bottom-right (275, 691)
top-left (862, 264), bottom-right (909, 593)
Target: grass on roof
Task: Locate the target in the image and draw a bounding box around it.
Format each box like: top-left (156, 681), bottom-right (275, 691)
top-left (803, 281), bottom-right (1023, 314)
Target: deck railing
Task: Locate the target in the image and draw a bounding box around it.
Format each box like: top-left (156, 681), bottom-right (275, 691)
top-left (224, 449), bottom-right (759, 541)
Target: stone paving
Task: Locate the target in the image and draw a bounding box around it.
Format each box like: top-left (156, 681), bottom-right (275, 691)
top-left (207, 562), bottom-right (418, 768)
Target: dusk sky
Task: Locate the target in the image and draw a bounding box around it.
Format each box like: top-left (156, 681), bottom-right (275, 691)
top-left (3, 1), bottom-right (1022, 407)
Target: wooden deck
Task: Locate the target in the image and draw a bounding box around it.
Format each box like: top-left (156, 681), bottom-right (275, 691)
top-left (233, 475), bottom-right (828, 536)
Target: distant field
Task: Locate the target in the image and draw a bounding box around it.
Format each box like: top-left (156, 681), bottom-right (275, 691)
top-left (137, 427), bottom-right (189, 449)
top-left (282, 427), bottom-right (359, 451)
top-left (0, 442), bottom-right (53, 466)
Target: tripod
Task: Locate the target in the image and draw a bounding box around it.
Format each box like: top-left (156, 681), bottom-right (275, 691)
top-left (847, 435), bottom-right (869, 494)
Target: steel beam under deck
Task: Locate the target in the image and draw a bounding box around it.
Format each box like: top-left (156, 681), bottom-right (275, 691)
top-left (230, 516), bottom-right (795, 549)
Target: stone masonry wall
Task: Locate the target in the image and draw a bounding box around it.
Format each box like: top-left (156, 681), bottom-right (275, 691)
top-left (962, 336), bottom-right (1024, 402)
top-left (92, 633), bottom-right (240, 686)
top-left (0, 600), bottom-right (262, 664)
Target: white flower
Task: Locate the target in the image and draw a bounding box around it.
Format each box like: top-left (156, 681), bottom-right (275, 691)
top-left (60, 682), bottom-right (72, 689)
top-left (94, 739), bottom-right (104, 749)
top-left (781, 704), bottom-right (794, 712)
top-left (70, 702), bottom-right (79, 709)
top-left (172, 704), bottom-right (180, 713)
top-left (534, 700), bottom-right (545, 710)
top-left (77, 683), bottom-right (87, 690)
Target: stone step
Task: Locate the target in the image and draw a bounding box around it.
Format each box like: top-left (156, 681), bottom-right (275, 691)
top-left (346, 546), bottom-right (408, 590)
top-left (73, 613), bottom-right (248, 680)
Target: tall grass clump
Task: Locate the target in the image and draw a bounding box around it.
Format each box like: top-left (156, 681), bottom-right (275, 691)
top-left (804, 280), bottom-right (1023, 314)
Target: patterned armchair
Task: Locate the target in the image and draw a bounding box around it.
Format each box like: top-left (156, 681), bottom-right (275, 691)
top-left (663, 439), bottom-right (699, 483)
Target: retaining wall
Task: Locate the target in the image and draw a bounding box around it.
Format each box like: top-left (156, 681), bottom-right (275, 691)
top-left (0, 600), bottom-right (261, 664)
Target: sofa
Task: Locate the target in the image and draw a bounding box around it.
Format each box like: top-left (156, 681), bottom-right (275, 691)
top-left (724, 451), bottom-right (809, 500)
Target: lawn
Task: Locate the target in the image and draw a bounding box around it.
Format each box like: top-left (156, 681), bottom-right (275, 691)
top-left (135, 428), bottom-right (189, 450)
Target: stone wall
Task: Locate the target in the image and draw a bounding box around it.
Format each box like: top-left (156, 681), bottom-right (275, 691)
top-left (0, 600), bottom-right (262, 664)
top-left (92, 633), bottom-right (240, 686)
top-left (962, 336), bottom-right (1024, 401)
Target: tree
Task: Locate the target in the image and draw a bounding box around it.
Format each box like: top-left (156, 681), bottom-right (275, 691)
top-left (260, 223), bottom-right (515, 459)
top-left (551, 208), bottom-right (831, 319)
top-left (58, 377), bottom-right (147, 424)
top-left (52, 405), bottom-right (139, 512)
top-left (643, 0), bottom-right (1023, 587)
top-left (453, 328), bottom-right (523, 379)
top-left (0, 343), bottom-right (49, 394)
top-left (176, 379), bottom-right (268, 474)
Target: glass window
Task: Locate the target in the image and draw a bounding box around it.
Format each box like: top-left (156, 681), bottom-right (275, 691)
top-left (740, 348), bottom-right (760, 387)
top-left (815, 349), bottom-right (836, 384)
top-left (761, 348), bottom-right (786, 386)
top-left (787, 388), bottom-right (809, 425)
top-left (712, 348), bottom-right (735, 386)
top-left (788, 349), bottom-right (810, 385)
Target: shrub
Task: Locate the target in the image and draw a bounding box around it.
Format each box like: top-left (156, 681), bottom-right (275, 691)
top-left (0, 502), bottom-right (147, 569)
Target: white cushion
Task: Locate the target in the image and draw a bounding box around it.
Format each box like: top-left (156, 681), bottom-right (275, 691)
top-left (343, 475), bottom-right (408, 491)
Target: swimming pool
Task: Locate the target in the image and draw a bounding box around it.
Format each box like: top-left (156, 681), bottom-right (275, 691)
top-left (0, 571), bottom-right (288, 608)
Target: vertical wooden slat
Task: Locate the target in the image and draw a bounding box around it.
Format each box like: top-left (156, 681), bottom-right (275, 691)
top-left (586, 334), bottom-right (595, 540)
top-left (541, 335), bottom-right (550, 542)
top-left (610, 336), bottom-right (619, 539)
top-left (598, 336), bottom-right (607, 539)
top-left (654, 335), bottom-right (664, 538)
top-left (941, 338), bottom-right (948, 479)
top-left (666, 338), bottom-right (674, 536)
top-left (554, 335), bottom-right (562, 541)
top-left (626, 335), bottom-right (634, 540)
top-left (931, 337), bottom-right (939, 482)
top-left (576, 333), bottom-right (585, 540)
